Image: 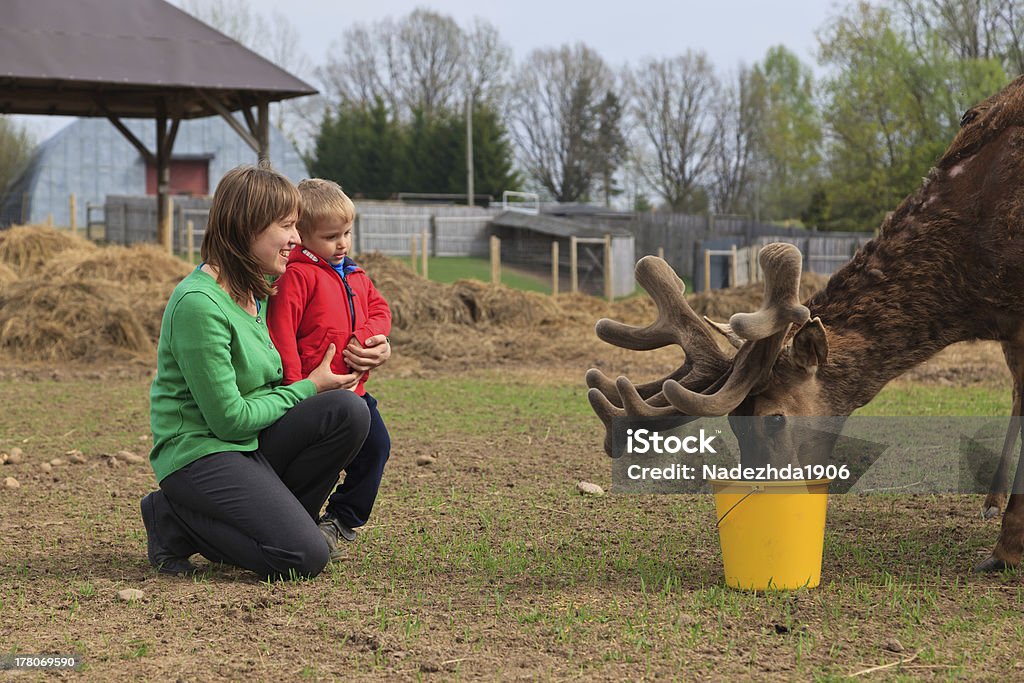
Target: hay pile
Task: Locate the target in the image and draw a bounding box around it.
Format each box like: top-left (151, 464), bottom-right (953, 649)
top-left (0, 226), bottom-right (191, 362)
top-left (0, 226), bottom-right (833, 370)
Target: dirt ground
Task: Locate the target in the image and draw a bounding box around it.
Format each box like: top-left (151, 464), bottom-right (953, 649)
top-left (2, 229), bottom-right (1022, 680)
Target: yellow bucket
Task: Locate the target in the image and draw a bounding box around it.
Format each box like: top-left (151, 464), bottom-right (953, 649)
top-left (711, 479), bottom-right (830, 591)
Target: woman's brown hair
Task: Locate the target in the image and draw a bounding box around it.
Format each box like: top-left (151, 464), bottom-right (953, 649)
top-left (201, 163), bottom-right (301, 303)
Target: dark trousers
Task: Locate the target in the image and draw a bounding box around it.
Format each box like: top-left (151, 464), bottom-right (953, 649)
top-left (325, 392), bottom-right (390, 528)
top-left (143, 390), bottom-right (370, 579)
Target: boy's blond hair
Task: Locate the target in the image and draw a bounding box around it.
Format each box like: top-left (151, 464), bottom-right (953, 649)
top-left (297, 178), bottom-right (355, 235)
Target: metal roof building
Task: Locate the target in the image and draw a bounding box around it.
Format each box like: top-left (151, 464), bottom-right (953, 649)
top-left (0, 117), bottom-right (308, 228)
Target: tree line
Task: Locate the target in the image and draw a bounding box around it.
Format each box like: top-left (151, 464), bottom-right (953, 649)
top-left (2, 0), bottom-right (1020, 232)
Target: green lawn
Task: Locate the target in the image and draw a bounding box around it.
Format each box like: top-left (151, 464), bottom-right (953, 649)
top-left (413, 255), bottom-right (552, 293)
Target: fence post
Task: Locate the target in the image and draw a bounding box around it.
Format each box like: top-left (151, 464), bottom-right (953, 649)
top-left (570, 235), bottom-right (578, 294)
top-left (551, 240), bottom-right (559, 296)
top-left (159, 194), bottom-right (173, 254)
top-left (410, 234), bottom-right (418, 273)
top-left (46, 213), bottom-right (53, 227)
top-left (657, 246), bottom-right (664, 261)
top-left (20, 193), bottom-right (28, 224)
top-left (186, 220), bottom-right (195, 265)
top-left (604, 234), bottom-right (613, 302)
top-left (703, 248), bottom-right (711, 292)
top-left (69, 194), bottom-right (77, 235)
top-left (730, 244), bottom-right (737, 287)
top-left (490, 235), bottom-right (501, 285)
top-left (421, 229), bottom-right (429, 279)
top-left (429, 215), bottom-right (438, 257)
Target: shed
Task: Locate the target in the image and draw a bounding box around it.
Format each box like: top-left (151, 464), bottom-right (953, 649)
top-left (0, 117), bottom-right (308, 229)
top-left (491, 211), bottom-right (635, 298)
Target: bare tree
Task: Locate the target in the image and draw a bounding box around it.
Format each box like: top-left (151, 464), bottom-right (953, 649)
top-left (626, 52), bottom-right (721, 212)
top-left (180, 0), bottom-right (320, 151)
top-left (709, 66), bottom-right (761, 215)
top-left (463, 19), bottom-right (514, 108)
top-left (509, 44), bottom-right (618, 202)
top-left (895, 0), bottom-right (1024, 74)
top-left (320, 9), bottom-right (508, 120)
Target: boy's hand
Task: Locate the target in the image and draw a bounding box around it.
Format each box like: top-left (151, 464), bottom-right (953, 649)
top-left (343, 334), bottom-right (391, 372)
top-left (307, 343), bottom-right (362, 393)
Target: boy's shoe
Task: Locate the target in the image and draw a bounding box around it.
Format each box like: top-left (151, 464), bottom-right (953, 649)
top-left (140, 494), bottom-right (199, 576)
top-left (319, 512), bottom-right (356, 560)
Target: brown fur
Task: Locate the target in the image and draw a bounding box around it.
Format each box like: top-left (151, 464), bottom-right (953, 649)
top-left (765, 75), bottom-right (1024, 569)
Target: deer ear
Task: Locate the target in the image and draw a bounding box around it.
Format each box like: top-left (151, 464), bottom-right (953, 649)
top-left (792, 317), bottom-right (828, 370)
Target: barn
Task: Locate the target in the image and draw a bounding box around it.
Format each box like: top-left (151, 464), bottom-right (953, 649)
top-left (0, 117), bottom-right (308, 229)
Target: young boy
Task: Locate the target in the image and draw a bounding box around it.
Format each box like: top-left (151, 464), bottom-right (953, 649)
top-left (267, 178), bottom-right (392, 559)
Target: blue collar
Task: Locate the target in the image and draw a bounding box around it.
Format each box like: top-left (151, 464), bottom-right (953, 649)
top-left (330, 256), bottom-right (359, 278)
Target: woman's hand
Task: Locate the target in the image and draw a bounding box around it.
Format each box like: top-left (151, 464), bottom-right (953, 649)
top-left (307, 344), bottom-right (361, 393)
top-left (342, 334), bottom-right (391, 373)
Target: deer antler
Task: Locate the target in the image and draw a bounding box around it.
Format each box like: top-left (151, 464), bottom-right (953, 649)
top-left (728, 243), bottom-right (810, 340)
top-left (661, 243), bottom-right (808, 415)
top-left (585, 255), bottom-right (732, 454)
top-left (585, 243), bottom-right (809, 453)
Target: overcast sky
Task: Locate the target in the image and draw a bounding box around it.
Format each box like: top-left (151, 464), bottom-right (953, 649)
top-left (243, 0), bottom-right (841, 71)
top-left (15, 0), bottom-right (843, 140)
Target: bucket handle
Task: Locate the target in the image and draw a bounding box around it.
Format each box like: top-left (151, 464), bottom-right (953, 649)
top-left (715, 485), bottom-right (764, 527)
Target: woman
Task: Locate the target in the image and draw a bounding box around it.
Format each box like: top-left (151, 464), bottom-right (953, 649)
top-left (140, 163), bottom-right (375, 579)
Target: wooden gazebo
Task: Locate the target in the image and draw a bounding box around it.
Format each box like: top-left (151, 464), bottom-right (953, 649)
top-left (0, 0), bottom-right (316, 249)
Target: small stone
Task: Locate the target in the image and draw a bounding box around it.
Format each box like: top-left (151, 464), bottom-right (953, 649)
top-left (576, 481), bottom-right (605, 496)
top-left (50, 458), bottom-right (65, 467)
top-left (116, 450), bottom-right (145, 465)
top-left (6, 448), bottom-right (23, 465)
top-left (0, 453), bottom-right (7, 465)
top-left (117, 589), bottom-right (145, 603)
top-left (3, 476), bottom-right (19, 489)
top-left (884, 638), bottom-right (904, 653)
top-left (68, 452), bottom-right (87, 465)
top-left (415, 455), bottom-right (436, 466)
top-left (39, 462), bottom-right (52, 473)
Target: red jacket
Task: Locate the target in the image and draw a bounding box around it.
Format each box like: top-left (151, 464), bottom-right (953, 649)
top-left (268, 248), bottom-right (391, 395)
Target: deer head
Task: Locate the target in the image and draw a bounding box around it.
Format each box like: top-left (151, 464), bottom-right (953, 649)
top-left (586, 243), bottom-right (834, 463)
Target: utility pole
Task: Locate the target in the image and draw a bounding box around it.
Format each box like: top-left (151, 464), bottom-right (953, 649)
top-left (466, 91), bottom-right (474, 207)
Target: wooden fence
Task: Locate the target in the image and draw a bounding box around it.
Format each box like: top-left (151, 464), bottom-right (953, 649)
top-left (628, 212), bottom-right (873, 290)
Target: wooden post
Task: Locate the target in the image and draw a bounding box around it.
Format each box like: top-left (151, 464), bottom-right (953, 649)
top-left (490, 235), bottom-right (501, 284)
top-left (657, 246), bottom-right (664, 261)
top-left (186, 220), bottom-right (195, 265)
top-left (420, 229), bottom-right (429, 280)
top-left (703, 248), bottom-right (711, 292)
top-left (20, 193), bottom-right (28, 224)
top-left (604, 234), bottom-right (613, 302)
top-left (730, 244), bottom-right (738, 287)
top-left (69, 194), bottom-right (77, 234)
top-left (551, 240), bottom-right (559, 296)
top-left (570, 235), bottom-right (578, 294)
top-left (410, 235), bottom-right (418, 273)
top-left (162, 194), bottom-right (174, 254)
top-left (46, 213), bottom-right (53, 227)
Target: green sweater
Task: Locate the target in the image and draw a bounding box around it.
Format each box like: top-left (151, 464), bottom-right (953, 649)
top-left (149, 268), bottom-right (316, 482)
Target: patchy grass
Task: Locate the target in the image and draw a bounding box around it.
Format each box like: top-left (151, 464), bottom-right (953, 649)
top-left (1, 370), bottom-right (1023, 680)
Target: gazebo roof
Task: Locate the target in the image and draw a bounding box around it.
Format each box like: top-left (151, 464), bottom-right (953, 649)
top-left (0, 0), bottom-right (316, 118)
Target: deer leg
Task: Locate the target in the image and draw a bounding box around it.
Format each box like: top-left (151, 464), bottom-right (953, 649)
top-left (982, 417), bottom-right (1019, 518)
top-left (983, 343), bottom-right (1024, 518)
top-left (976, 343), bottom-right (1024, 570)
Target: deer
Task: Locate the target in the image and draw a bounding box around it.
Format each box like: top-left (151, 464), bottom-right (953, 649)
top-left (586, 74), bottom-right (1024, 573)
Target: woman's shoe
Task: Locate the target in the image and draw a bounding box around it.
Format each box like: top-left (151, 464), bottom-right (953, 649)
top-left (140, 493), bottom-right (199, 576)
